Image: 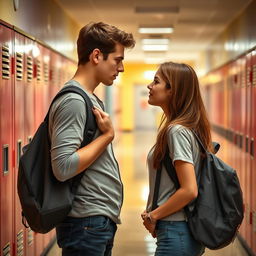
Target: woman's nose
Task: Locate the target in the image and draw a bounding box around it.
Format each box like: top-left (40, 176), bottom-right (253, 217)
top-left (147, 83), bottom-right (152, 89)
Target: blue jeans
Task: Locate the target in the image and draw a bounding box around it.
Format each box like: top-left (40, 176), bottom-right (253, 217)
top-left (56, 215), bottom-right (117, 256)
top-left (155, 220), bottom-right (205, 256)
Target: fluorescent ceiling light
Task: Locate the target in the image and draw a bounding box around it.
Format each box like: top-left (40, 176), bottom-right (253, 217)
top-left (144, 58), bottom-right (165, 64)
top-left (142, 39), bottom-right (169, 45)
top-left (142, 45), bottom-right (168, 51)
top-left (139, 27), bottom-right (173, 34)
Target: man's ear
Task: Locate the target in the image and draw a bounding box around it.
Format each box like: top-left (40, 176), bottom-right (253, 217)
top-left (91, 48), bottom-right (101, 64)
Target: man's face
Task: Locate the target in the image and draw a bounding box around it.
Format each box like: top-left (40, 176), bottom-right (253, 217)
top-left (97, 43), bottom-right (125, 85)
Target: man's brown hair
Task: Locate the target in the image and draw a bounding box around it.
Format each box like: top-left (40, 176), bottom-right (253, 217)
top-left (77, 22), bottom-right (135, 65)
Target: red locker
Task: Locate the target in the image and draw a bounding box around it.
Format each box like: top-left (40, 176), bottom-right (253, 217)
top-left (42, 46), bottom-right (52, 252)
top-left (230, 61), bottom-right (239, 172)
top-left (13, 31), bottom-right (26, 256)
top-left (34, 42), bottom-right (44, 130)
top-left (23, 36), bottom-right (35, 256)
top-left (244, 52), bottom-right (253, 249)
top-left (49, 51), bottom-right (60, 100)
top-left (33, 42), bottom-right (45, 256)
top-left (226, 64), bottom-right (233, 167)
top-left (238, 56), bottom-right (247, 240)
top-left (0, 23), bottom-right (14, 256)
top-left (251, 49), bottom-right (256, 255)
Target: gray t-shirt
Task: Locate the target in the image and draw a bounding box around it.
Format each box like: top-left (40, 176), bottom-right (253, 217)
top-left (48, 80), bottom-right (123, 224)
top-left (146, 125), bottom-right (201, 221)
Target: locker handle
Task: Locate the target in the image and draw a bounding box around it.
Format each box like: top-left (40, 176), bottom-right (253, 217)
top-left (239, 134), bottom-right (243, 149)
top-left (246, 136), bottom-right (249, 153)
top-left (250, 138), bottom-right (254, 158)
top-left (2, 144), bottom-right (9, 175)
top-left (17, 140), bottom-right (22, 165)
top-left (28, 136), bottom-right (32, 143)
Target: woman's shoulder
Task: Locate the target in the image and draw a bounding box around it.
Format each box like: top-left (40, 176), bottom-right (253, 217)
top-left (167, 124), bottom-right (192, 137)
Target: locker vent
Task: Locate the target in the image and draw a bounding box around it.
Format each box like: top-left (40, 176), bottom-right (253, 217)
top-left (27, 56), bottom-right (33, 82)
top-left (16, 52), bottom-right (23, 81)
top-left (36, 60), bottom-right (42, 82)
top-left (3, 242), bottom-right (10, 256)
top-left (241, 70), bottom-right (246, 87)
top-left (2, 45), bottom-right (10, 80)
top-left (253, 64), bottom-right (256, 86)
top-left (17, 230), bottom-right (24, 256)
top-left (44, 63), bottom-right (49, 83)
top-left (27, 228), bottom-right (33, 246)
top-left (245, 67), bottom-right (251, 86)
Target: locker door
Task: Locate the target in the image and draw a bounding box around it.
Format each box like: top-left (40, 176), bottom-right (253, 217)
top-left (0, 24), bottom-right (14, 256)
top-left (33, 42), bottom-right (45, 256)
top-left (13, 31), bottom-right (26, 256)
top-left (42, 46), bottom-right (51, 252)
top-left (24, 36), bottom-right (35, 256)
top-left (34, 42), bottom-right (44, 130)
top-left (251, 49), bottom-right (256, 255)
top-left (238, 56), bottom-right (247, 240)
top-left (49, 51), bottom-right (60, 100)
top-left (226, 66), bottom-right (233, 167)
top-left (245, 52), bottom-right (253, 249)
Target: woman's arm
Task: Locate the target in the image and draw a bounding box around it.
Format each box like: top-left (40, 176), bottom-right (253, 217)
top-left (149, 160), bottom-right (198, 221)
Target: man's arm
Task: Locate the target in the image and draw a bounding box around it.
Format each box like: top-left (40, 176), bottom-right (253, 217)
top-left (50, 97), bottom-right (114, 182)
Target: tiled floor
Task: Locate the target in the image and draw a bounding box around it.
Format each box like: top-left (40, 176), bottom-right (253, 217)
top-left (47, 130), bottom-right (250, 256)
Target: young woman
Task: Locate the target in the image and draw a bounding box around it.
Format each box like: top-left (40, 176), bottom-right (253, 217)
top-left (141, 62), bottom-right (213, 256)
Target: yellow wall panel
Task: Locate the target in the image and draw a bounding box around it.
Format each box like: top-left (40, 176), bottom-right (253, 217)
top-left (120, 63), bottom-right (158, 131)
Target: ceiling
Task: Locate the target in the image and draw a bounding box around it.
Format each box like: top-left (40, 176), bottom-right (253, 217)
top-left (56, 0), bottom-right (252, 64)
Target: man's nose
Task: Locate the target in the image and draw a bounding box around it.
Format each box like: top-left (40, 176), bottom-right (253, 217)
top-left (118, 62), bottom-right (124, 72)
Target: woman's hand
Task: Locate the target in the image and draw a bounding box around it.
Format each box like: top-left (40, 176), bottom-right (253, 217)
top-left (141, 211), bottom-right (157, 238)
top-left (92, 107), bottom-right (114, 139)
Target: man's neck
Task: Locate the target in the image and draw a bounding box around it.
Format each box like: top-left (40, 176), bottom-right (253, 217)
top-left (72, 64), bottom-right (99, 94)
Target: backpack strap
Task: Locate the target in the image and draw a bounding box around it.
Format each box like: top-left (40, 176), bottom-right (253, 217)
top-left (191, 130), bottom-right (220, 154)
top-left (151, 166), bottom-right (163, 211)
top-left (151, 152), bottom-right (180, 212)
top-left (45, 85), bottom-right (97, 147)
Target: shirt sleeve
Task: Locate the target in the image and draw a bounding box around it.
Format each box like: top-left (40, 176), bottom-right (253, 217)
top-left (50, 97), bottom-right (86, 181)
top-left (167, 126), bottom-right (194, 165)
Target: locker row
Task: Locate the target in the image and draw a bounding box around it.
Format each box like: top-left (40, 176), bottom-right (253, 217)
top-left (201, 49), bottom-right (256, 255)
top-left (0, 20), bottom-right (77, 256)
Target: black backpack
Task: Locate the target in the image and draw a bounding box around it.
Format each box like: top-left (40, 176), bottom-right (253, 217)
top-left (152, 131), bottom-right (244, 250)
top-left (18, 85), bottom-right (97, 234)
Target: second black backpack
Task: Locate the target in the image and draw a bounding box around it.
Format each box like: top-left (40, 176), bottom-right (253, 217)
top-left (18, 85), bottom-right (97, 234)
top-left (154, 131), bottom-right (244, 250)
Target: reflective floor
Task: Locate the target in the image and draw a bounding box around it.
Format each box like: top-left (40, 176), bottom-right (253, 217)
top-left (47, 130), bottom-right (249, 256)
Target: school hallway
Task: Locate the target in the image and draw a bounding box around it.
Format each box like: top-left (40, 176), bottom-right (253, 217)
top-left (47, 130), bottom-right (250, 256)
top-left (1, 0), bottom-right (256, 255)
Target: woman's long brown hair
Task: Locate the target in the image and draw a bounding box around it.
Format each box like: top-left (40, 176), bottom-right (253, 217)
top-left (153, 62), bottom-right (213, 169)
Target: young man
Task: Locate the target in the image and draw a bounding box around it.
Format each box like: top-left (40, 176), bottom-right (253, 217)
top-left (48, 22), bottom-right (135, 255)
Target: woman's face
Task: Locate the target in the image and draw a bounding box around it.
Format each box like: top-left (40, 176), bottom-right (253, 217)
top-left (147, 70), bottom-right (171, 110)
